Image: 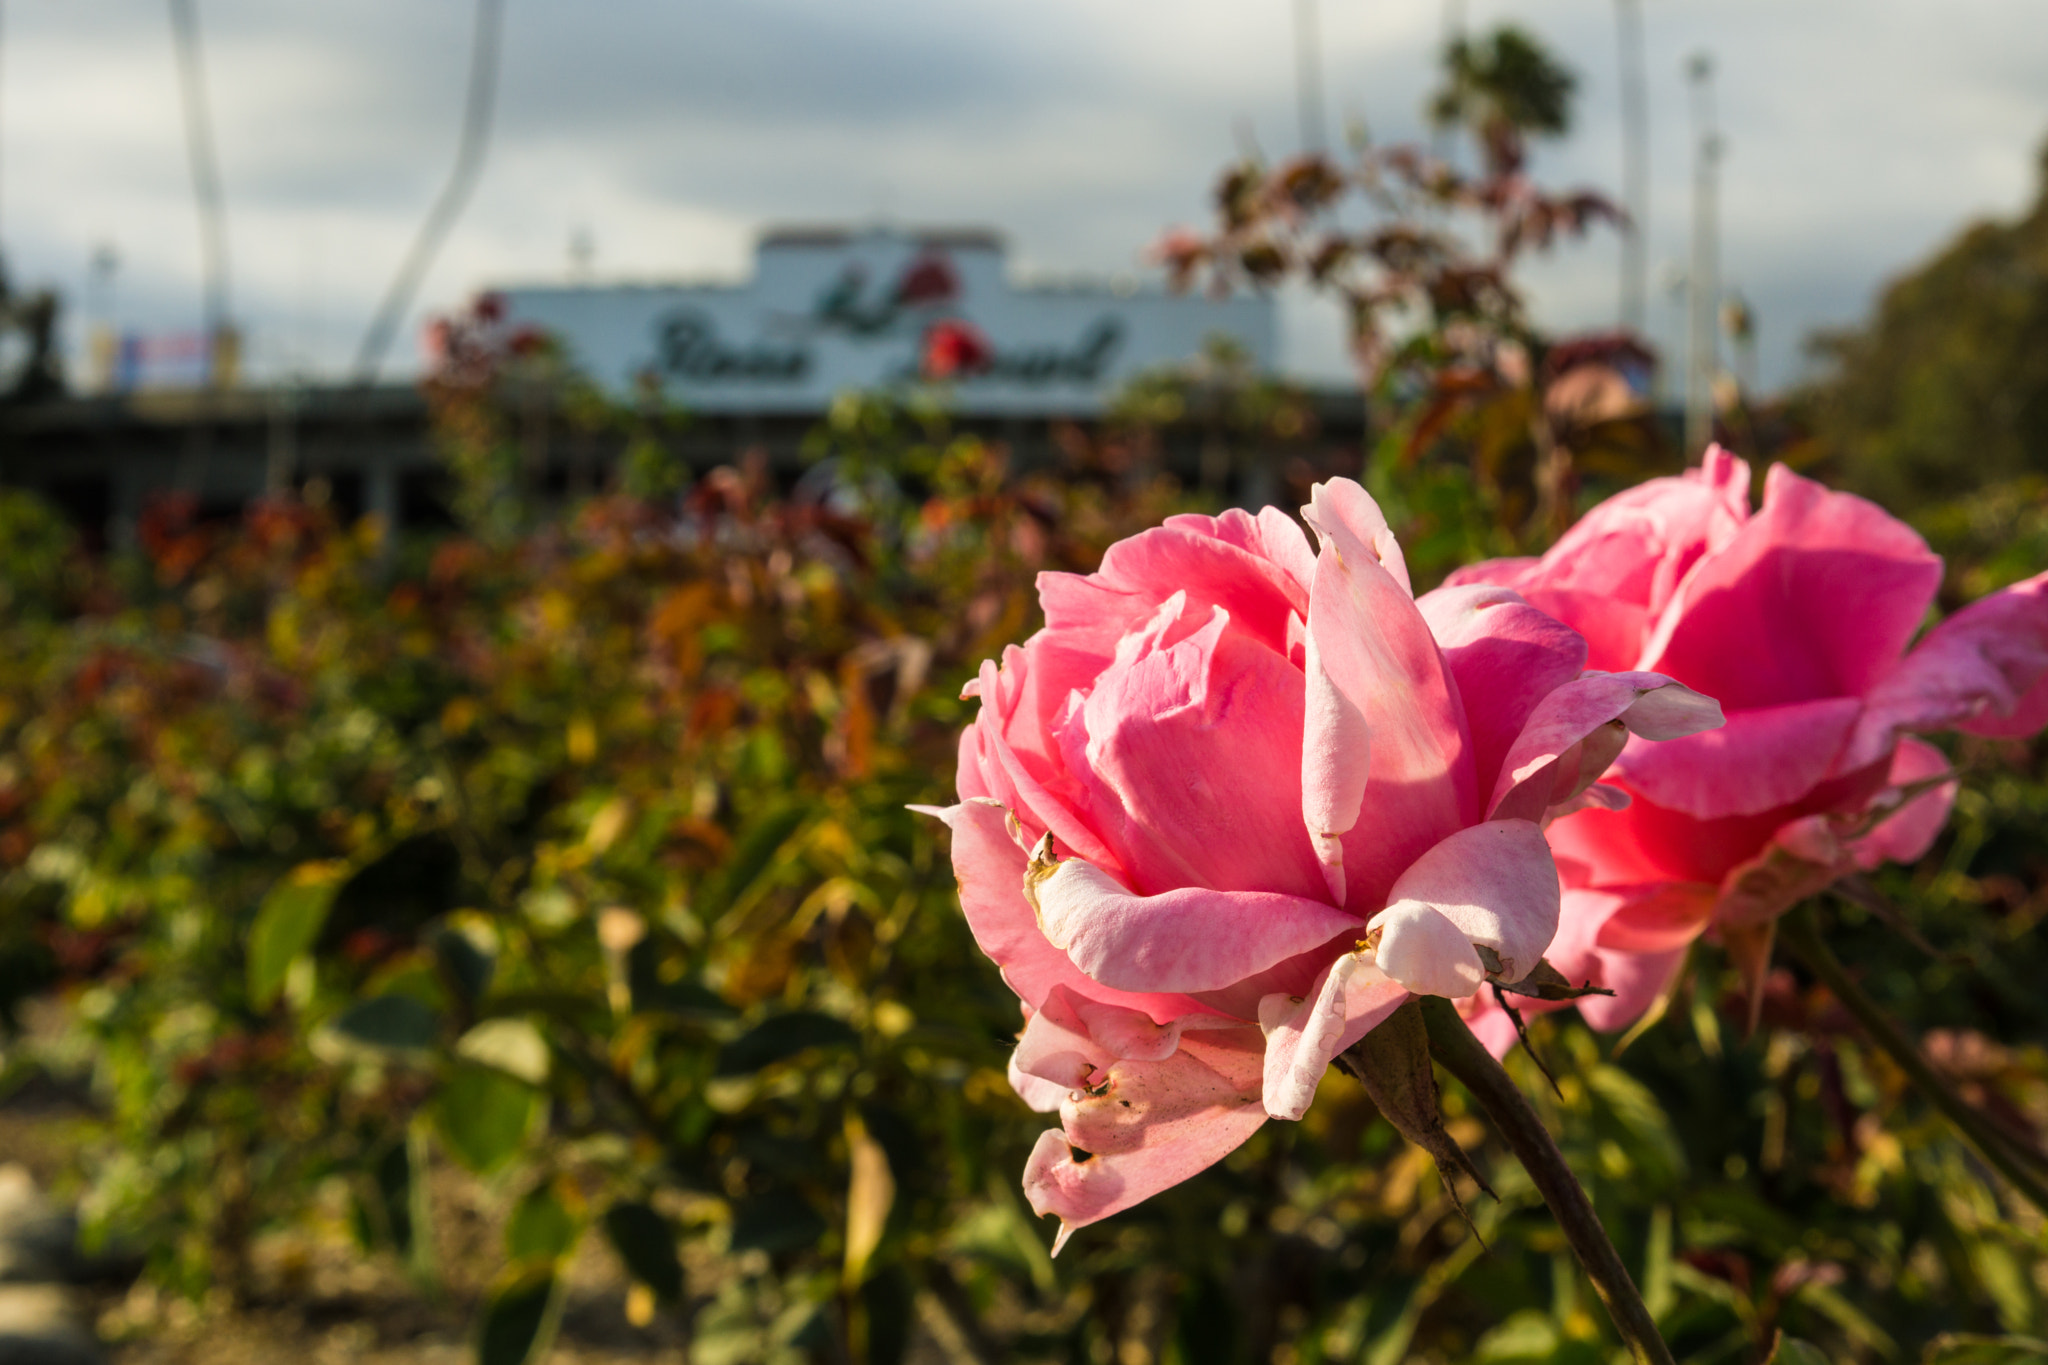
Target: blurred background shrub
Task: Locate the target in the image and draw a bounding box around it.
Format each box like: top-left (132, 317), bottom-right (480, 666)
top-left (0, 358), bottom-right (2043, 1364)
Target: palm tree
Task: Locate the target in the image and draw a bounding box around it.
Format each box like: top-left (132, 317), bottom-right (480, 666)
top-left (1428, 25), bottom-right (1576, 177)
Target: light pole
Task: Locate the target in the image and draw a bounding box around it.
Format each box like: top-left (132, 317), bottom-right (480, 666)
top-left (0, 0), bottom-right (9, 289)
top-left (1295, 0), bottom-right (1326, 153)
top-left (87, 244), bottom-right (120, 391)
top-left (1615, 0), bottom-right (1649, 334)
top-left (168, 0), bottom-right (233, 387)
top-left (354, 0), bottom-right (507, 384)
top-left (1684, 52), bottom-right (1721, 459)
top-left (1432, 0), bottom-right (1467, 162)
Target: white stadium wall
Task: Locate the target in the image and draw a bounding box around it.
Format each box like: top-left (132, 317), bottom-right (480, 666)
top-left (493, 227), bottom-right (1275, 418)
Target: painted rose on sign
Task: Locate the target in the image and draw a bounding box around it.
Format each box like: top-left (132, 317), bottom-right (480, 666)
top-left (917, 479), bottom-right (1721, 1248)
top-left (1450, 447), bottom-right (2048, 1049)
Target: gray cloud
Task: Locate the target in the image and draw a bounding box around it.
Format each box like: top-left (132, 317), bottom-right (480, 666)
top-left (4, 0), bottom-right (2043, 390)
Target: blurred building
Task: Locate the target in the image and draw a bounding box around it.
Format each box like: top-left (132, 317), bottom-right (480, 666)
top-left (84, 326), bottom-right (241, 394)
top-left (496, 226), bottom-right (1276, 416)
top-left (0, 227), bottom-right (1322, 548)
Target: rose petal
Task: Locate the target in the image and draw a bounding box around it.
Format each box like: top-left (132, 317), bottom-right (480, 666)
top-left (1301, 627), bottom-right (1371, 905)
top-left (1459, 1000), bottom-right (1525, 1058)
top-left (1576, 945), bottom-right (1687, 1033)
top-left (1008, 1051), bottom-right (1073, 1113)
top-left (1021, 1028), bottom-right (1269, 1253)
top-left (1713, 814), bottom-right (1856, 929)
top-left (1370, 902), bottom-right (1486, 997)
top-left (1304, 478), bottom-right (1411, 595)
top-left (1369, 819), bottom-right (1562, 993)
top-left (1641, 463), bottom-right (1942, 711)
top-left (916, 799), bottom-right (1210, 1024)
top-left (1540, 888), bottom-right (1687, 1035)
top-left (1167, 506), bottom-right (1320, 603)
top-left (1256, 953), bottom-right (1409, 1119)
top-left (964, 656), bottom-right (1128, 873)
top-left (1844, 569), bottom-right (2048, 768)
top-left (1063, 600), bottom-right (1329, 901)
top-left (1039, 518), bottom-right (1311, 662)
top-left (1849, 735), bottom-right (1957, 869)
top-left (1010, 984), bottom-right (1189, 1092)
top-left (1302, 484), bottom-right (1475, 911)
top-left (1442, 556), bottom-right (1539, 591)
top-left (1606, 695), bottom-right (1861, 821)
top-left (1030, 855), bottom-right (1365, 995)
top-left (1545, 780), bottom-right (1631, 821)
top-left (1488, 672), bottom-right (1724, 823)
top-left (1417, 583), bottom-right (1589, 807)
top-left (1592, 881), bottom-right (1721, 955)
top-left (1460, 881), bottom-right (1694, 1049)
top-left (1446, 446), bottom-right (1752, 673)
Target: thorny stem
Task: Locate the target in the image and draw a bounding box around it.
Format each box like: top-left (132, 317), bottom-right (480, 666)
top-left (1416, 996), bottom-right (1678, 1365)
top-left (1777, 903), bottom-right (2048, 1212)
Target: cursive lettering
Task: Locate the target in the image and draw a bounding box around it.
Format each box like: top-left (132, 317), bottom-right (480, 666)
top-left (657, 311), bottom-right (810, 382)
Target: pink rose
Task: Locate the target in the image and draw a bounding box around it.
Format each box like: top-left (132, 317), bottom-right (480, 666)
top-left (918, 480), bottom-right (1720, 1248)
top-left (1451, 447), bottom-right (2048, 1050)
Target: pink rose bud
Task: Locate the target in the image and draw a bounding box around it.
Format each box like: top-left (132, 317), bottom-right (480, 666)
top-left (916, 479), bottom-right (1721, 1249)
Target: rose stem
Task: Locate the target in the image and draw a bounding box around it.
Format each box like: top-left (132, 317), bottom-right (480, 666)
top-left (1416, 995), bottom-right (1678, 1365)
top-left (1777, 902), bottom-right (2048, 1210)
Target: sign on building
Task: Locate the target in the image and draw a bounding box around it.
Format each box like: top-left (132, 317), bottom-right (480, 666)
top-left (494, 227), bottom-right (1274, 416)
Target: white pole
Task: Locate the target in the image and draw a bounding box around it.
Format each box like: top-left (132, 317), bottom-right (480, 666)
top-left (1685, 53), bottom-right (1720, 458)
top-left (168, 0), bottom-right (232, 385)
top-left (1616, 0), bottom-right (1649, 333)
top-left (1295, 0), bottom-right (1326, 153)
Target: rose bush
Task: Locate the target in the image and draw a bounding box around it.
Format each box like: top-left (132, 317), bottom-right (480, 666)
top-left (918, 478), bottom-right (1721, 1248)
top-left (1451, 447), bottom-right (2048, 1048)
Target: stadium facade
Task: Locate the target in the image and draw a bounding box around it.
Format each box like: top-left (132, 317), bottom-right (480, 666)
top-left (0, 228), bottom-right (1321, 547)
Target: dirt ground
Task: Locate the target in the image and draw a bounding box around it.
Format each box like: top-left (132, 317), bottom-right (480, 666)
top-left (0, 1093), bottom-right (691, 1365)
top-left (95, 1290), bottom-right (688, 1365)
top-left (0, 1074), bottom-right (995, 1365)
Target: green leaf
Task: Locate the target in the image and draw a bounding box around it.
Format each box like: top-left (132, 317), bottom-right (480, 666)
top-left (457, 1018), bottom-right (549, 1085)
top-left (435, 926), bottom-right (495, 1003)
top-left (356, 1138), bottom-right (413, 1255)
top-left (714, 1011), bottom-right (859, 1076)
top-left (321, 833), bottom-right (463, 950)
top-left (842, 1112), bottom-right (896, 1285)
top-left (475, 1267), bottom-right (562, 1365)
top-left (331, 994), bottom-right (440, 1050)
top-left (507, 1183), bottom-right (580, 1264)
top-left (694, 803), bottom-right (808, 923)
top-left (1587, 1062), bottom-right (1687, 1190)
top-left (1767, 1337), bottom-right (1831, 1365)
top-left (602, 1201), bottom-right (683, 1302)
top-left (1174, 1271), bottom-right (1241, 1365)
top-left (1474, 1310), bottom-right (1565, 1363)
top-left (1921, 1335), bottom-right (2048, 1365)
top-left (628, 940), bottom-right (736, 1019)
top-left (437, 1064), bottom-right (536, 1174)
top-left (247, 861), bottom-right (346, 1009)
top-left (861, 1266), bottom-right (913, 1365)
top-left (729, 1189), bottom-right (827, 1256)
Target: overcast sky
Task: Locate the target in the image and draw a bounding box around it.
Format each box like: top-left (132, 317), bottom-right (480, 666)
top-left (8, 0), bottom-right (2047, 392)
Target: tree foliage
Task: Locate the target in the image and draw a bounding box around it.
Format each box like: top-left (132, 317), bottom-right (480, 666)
top-left (1429, 25), bottom-right (1578, 159)
top-left (1811, 141), bottom-right (2048, 513)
